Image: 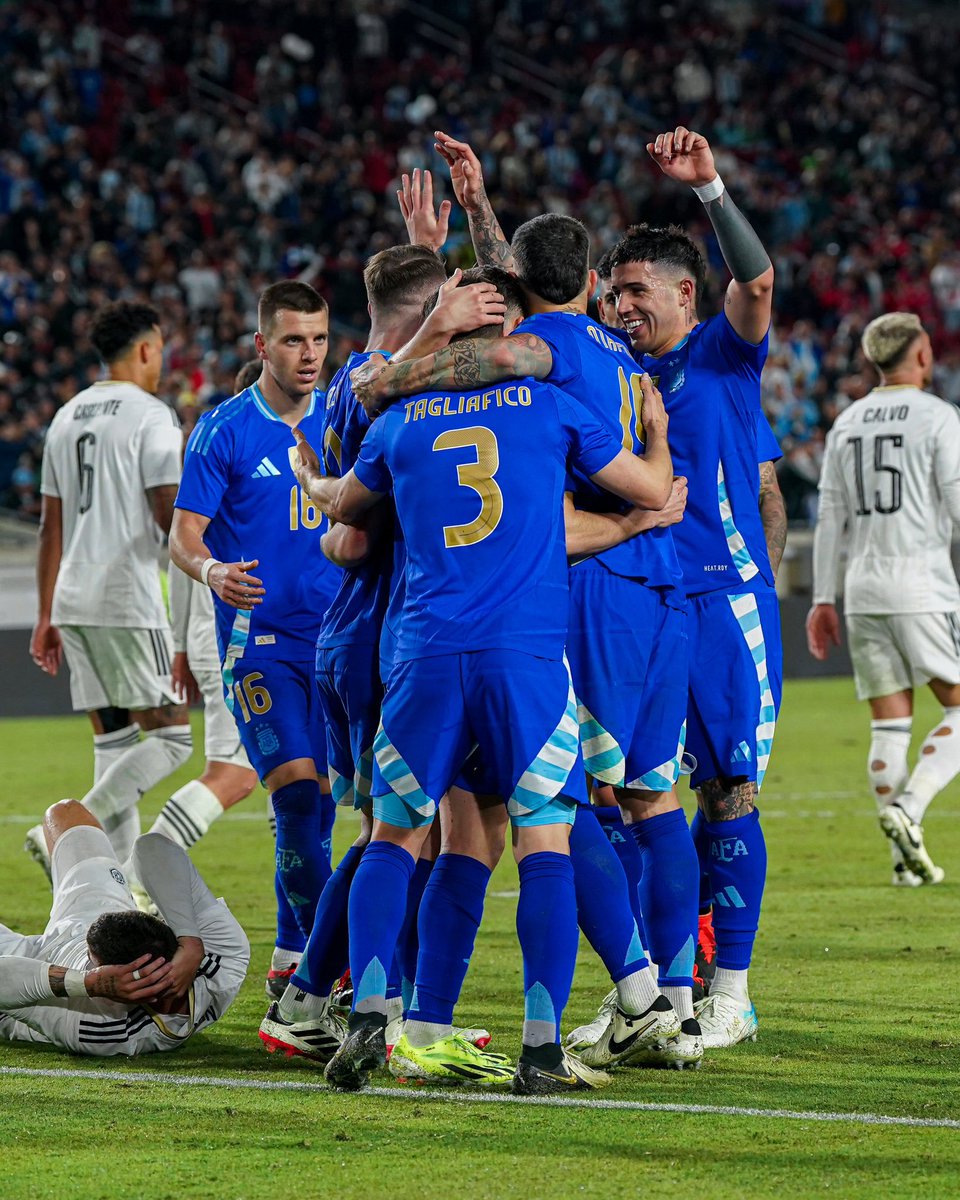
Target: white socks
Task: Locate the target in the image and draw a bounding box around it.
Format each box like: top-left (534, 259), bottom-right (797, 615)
top-left (149, 780), bottom-right (224, 849)
top-left (711, 967), bottom-right (749, 1002)
top-left (403, 1019), bottom-right (452, 1048)
top-left (93, 724), bottom-right (140, 782)
top-left (278, 982), bottom-right (328, 1023)
top-left (661, 984), bottom-right (694, 1022)
top-left (81, 724), bottom-right (193, 825)
top-left (102, 805), bottom-right (142, 864)
top-left (899, 707), bottom-right (960, 825)
top-left (869, 717), bottom-right (913, 865)
top-left (615, 966), bottom-right (661, 1016)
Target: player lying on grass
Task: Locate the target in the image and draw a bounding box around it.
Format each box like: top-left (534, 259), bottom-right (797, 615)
top-left (0, 800), bottom-right (249, 1055)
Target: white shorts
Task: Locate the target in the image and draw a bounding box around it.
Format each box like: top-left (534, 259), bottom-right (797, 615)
top-left (846, 612), bottom-right (960, 700)
top-left (193, 662), bottom-right (251, 769)
top-left (61, 625), bottom-right (179, 712)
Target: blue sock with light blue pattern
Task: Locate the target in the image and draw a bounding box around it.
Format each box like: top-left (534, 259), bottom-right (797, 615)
top-left (689, 807), bottom-right (714, 914)
top-left (570, 805), bottom-right (649, 982)
top-left (274, 873), bottom-right (306, 956)
top-left (398, 856), bottom-right (439, 1013)
top-left (405, 853), bottom-right (490, 1026)
top-left (630, 808), bottom-right (699, 988)
top-left (289, 842), bottom-right (364, 997)
top-left (271, 779), bottom-right (333, 940)
top-left (517, 851), bottom-right (578, 1068)
top-left (348, 840), bottom-right (415, 1017)
top-left (704, 808), bottom-right (767, 972)
top-left (593, 805), bottom-right (649, 949)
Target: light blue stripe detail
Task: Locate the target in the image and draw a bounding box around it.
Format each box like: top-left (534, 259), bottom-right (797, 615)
top-left (355, 957), bottom-right (387, 1006)
top-left (577, 700), bottom-right (625, 786)
top-left (624, 925), bottom-right (647, 969)
top-left (524, 981), bottom-right (557, 1027)
top-left (373, 728), bottom-right (434, 815)
top-left (724, 886), bottom-right (746, 909)
top-left (523, 755), bottom-right (572, 785)
top-left (717, 463), bottom-right (759, 583)
top-left (329, 767), bottom-right (354, 808)
top-left (627, 721), bottom-right (686, 792)
top-left (728, 593), bottom-right (776, 790)
top-left (585, 746), bottom-right (626, 777)
top-left (220, 611), bottom-right (251, 716)
top-left (663, 935), bottom-right (695, 980)
top-left (250, 383), bottom-right (283, 423)
top-left (509, 663), bottom-right (581, 816)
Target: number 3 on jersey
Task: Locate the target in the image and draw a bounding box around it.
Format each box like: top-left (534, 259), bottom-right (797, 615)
top-left (434, 426), bottom-right (503, 548)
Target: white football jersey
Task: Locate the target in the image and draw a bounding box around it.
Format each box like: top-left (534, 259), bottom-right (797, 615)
top-left (40, 381), bottom-right (182, 628)
top-left (815, 385), bottom-right (960, 614)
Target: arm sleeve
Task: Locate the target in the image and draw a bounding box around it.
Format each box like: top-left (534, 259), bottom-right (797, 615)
top-left (757, 411), bottom-right (782, 464)
top-left (175, 419), bottom-right (231, 519)
top-left (556, 390), bottom-right (623, 477)
top-left (812, 432), bottom-right (846, 604)
top-left (0, 958), bottom-right (63, 1008)
top-left (933, 404), bottom-right (960, 526)
top-left (167, 563), bottom-right (193, 653)
top-left (352, 419), bottom-right (393, 495)
top-left (140, 405), bottom-right (183, 489)
top-left (39, 432), bottom-right (60, 498)
top-left (131, 832), bottom-right (220, 940)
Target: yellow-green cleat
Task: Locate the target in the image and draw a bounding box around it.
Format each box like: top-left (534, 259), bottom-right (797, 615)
top-left (389, 1032), bottom-right (515, 1087)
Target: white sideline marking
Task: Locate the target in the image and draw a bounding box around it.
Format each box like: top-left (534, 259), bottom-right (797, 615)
top-left (1, 1066), bottom-right (957, 1129)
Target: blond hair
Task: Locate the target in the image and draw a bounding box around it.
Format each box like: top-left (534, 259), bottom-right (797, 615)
top-left (861, 312), bottom-right (924, 372)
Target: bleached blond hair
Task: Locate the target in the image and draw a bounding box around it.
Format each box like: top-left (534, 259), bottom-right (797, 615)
top-left (861, 312), bottom-right (924, 372)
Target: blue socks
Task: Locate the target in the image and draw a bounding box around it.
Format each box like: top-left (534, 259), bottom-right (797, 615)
top-left (398, 857), bottom-right (435, 1011)
top-left (703, 808), bottom-right (767, 971)
top-left (271, 779), bottom-right (334, 940)
top-left (517, 851), bottom-right (578, 1064)
top-left (570, 805), bottom-right (648, 982)
top-left (290, 842), bottom-right (364, 997)
top-left (348, 841), bottom-right (415, 1016)
top-left (406, 853), bottom-right (491, 1026)
top-left (689, 807), bottom-right (714, 914)
top-left (592, 805), bottom-right (649, 952)
top-left (274, 873), bottom-right (306, 956)
top-left (630, 808), bottom-right (699, 988)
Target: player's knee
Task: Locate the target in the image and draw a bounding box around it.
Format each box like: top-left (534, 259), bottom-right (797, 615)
top-left (43, 799), bottom-right (102, 847)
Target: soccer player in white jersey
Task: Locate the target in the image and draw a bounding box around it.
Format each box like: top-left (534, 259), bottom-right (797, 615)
top-left (0, 800), bottom-right (248, 1055)
top-left (808, 312), bottom-right (960, 884)
top-left (29, 302), bottom-right (193, 869)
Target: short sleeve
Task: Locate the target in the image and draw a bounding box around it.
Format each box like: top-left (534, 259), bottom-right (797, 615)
top-left (704, 311), bottom-right (769, 376)
top-left (140, 405), bottom-right (183, 489)
top-left (352, 418), bottom-right (393, 495)
top-left (40, 439), bottom-right (60, 499)
top-left (517, 317), bottom-right (580, 388)
top-left (756, 411), bottom-right (782, 464)
top-left (933, 402), bottom-right (960, 486)
top-left (175, 416), bottom-right (230, 518)
top-left (555, 388), bottom-right (622, 477)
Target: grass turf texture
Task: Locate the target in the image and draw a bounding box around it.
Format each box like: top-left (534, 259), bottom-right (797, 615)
top-left (1, 677), bottom-right (958, 1199)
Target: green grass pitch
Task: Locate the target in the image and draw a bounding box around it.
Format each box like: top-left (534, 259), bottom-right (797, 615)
top-left (2, 677), bottom-right (959, 1199)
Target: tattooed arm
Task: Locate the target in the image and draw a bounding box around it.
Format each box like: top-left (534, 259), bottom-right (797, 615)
top-left (434, 131), bottom-right (516, 271)
top-left (759, 459), bottom-right (787, 578)
top-left (0, 955), bottom-right (171, 1007)
top-left (352, 333), bottom-right (553, 418)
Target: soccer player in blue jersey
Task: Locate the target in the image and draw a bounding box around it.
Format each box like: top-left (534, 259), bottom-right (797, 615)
top-left (295, 271), bottom-right (676, 1094)
top-left (169, 281), bottom-right (340, 1006)
top-left (604, 126), bottom-right (788, 1048)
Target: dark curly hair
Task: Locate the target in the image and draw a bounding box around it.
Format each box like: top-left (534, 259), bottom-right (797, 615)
top-left (86, 909), bottom-right (178, 966)
top-left (607, 223), bottom-right (707, 308)
top-left (90, 301), bottom-right (161, 364)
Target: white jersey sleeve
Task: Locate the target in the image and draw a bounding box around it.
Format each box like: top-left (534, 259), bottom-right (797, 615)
top-left (811, 427), bottom-right (847, 605)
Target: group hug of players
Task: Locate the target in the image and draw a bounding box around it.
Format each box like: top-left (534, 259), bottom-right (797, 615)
top-left (166, 126), bottom-right (786, 1095)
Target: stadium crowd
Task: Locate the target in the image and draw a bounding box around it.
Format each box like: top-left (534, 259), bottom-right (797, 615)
top-left (3, 0), bottom-right (960, 524)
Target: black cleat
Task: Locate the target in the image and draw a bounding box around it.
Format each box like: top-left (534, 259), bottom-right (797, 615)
top-left (323, 1012), bottom-right (387, 1091)
top-left (512, 1047), bottom-right (610, 1096)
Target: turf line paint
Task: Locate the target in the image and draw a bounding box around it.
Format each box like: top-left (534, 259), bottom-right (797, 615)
top-left (2, 1066), bottom-right (958, 1129)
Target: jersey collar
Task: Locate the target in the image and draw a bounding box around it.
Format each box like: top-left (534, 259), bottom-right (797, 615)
top-left (644, 330), bottom-right (692, 363)
top-left (250, 382), bottom-right (320, 421)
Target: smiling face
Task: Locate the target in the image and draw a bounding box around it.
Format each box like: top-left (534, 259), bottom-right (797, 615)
top-left (611, 260), bottom-right (697, 358)
top-left (255, 307), bottom-right (329, 401)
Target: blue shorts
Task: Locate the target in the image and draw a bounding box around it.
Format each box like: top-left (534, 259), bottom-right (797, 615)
top-left (372, 649), bottom-right (585, 829)
top-left (685, 587), bottom-right (782, 790)
top-left (566, 565), bottom-right (688, 792)
top-left (222, 657), bottom-right (328, 782)
top-left (315, 642), bottom-right (383, 809)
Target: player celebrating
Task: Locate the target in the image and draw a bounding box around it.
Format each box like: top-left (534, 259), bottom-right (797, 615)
top-left (808, 313), bottom-right (960, 885)
top-left (29, 302), bottom-right (192, 869)
top-left (605, 126), bottom-right (786, 1048)
top-left (170, 281), bottom-right (339, 959)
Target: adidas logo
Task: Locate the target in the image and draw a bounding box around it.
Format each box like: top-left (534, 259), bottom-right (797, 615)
top-left (251, 457), bottom-right (282, 478)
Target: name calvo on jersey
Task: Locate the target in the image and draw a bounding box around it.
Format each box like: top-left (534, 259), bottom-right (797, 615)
top-left (862, 405), bottom-right (910, 423)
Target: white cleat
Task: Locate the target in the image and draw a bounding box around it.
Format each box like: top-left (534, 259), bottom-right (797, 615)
top-left (892, 862), bottom-right (924, 888)
top-left (627, 1017), bottom-right (705, 1070)
top-left (695, 991), bottom-right (758, 1048)
top-left (24, 824), bottom-right (52, 884)
top-left (564, 987), bottom-right (617, 1051)
top-left (385, 996), bottom-right (404, 1054)
top-left (579, 995), bottom-right (681, 1068)
top-left (879, 805), bottom-right (945, 885)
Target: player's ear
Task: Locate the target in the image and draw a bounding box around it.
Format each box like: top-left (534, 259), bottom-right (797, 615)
top-left (586, 268), bottom-right (598, 297)
top-left (679, 277), bottom-right (695, 308)
top-left (253, 331), bottom-right (267, 359)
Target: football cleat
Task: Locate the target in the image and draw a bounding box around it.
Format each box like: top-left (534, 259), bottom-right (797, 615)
top-left (878, 805), bottom-right (945, 884)
top-left (626, 1017), bottom-right (704, 1070)
top-left (264, 965), bottom-right (298, 1002)
top-left (385, 995), bottom-right (404, 1056)
top-left (892, 862), bottom-right (924, 888)
top-left (564, 987), bottom-right (617, 1051)
top-left (324, 1012), bottom-right (387, 1091)
top-left (24, 824), bottom-right (52, 884)
top-left (330, 969), bottom-right (353, 1013)
top-left (578, 995), bottom-right (681, 1067)
top-left (692, 909), bottom-right (717, 1002)
top-left (513, 1047), bottom-right (611, 1095)
top-left (695, 991), bottom-right (758, 1048)
top-left (129, 880), bottom-right (159, 916)
top-left (455, 1026), bottom-right (493, 1051)
top-left (258, 1001), bottom-right (346, 1063)
top-left (389, 1033), bottom-right (514, 1086)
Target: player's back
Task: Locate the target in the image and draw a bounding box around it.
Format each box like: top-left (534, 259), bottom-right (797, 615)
top-left (41, 380), bottom-right (181, 628)
top-left (357, 378), bottom-right (615, 662)
top-left (519, 311), bottom-right (683, 600)
top-left (823, 385), bottom-right (960, 613)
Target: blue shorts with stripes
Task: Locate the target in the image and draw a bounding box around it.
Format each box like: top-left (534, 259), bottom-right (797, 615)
top-left (223, 657), bottom-right (328, 782)
top-left (684, 586), bottom-right (782, 790)
top-left (372, 650), bottom-right (585, 829)
top-left (566, 565), bottom-right (688, 792)
top-left (315, 642), bottom-right (382, 809)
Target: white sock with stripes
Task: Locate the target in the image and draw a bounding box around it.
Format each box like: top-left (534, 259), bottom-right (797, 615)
top-left (149, 780), bottom-right (224, 849)
top-left (81, 725), bottom-right (193, 826)
top-left (93, 725), bottom-right (140, 783)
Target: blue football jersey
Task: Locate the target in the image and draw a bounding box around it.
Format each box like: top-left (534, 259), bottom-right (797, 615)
top-left (639, 312), bottom-right (781, 597)
top-left (352, 378), bottom-right (622, 662)
top-left (518, 311), bottom-right (684, 605)
top-left (316, 351), bottom-right (395, 650)
top-left (176, 384), bottom-right (340, 662)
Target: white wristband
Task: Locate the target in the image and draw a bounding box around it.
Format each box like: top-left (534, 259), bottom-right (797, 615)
top-left (692, 174), bottom-right (724, 203)
top-left (199, 558), bottom-right (220, 587)
top-left (64, 969), bottom-right (88, 998)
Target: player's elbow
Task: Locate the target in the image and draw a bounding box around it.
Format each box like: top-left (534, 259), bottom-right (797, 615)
top-left (744, 265), bottom-right (775, 298)
top-left (321, 526), bottom-right (371, 568)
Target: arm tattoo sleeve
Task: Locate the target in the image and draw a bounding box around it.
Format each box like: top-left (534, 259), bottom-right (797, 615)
top-left (48, 966), bottom-right (68, 997)
top-left (703, 191), bottom-right (772, 283)
top-left (758, 460), bottom-right (787, 577)
top-left (380, 335), bottom-right (552, 399)
top-left (467, 188), bottom-right (517, 272)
